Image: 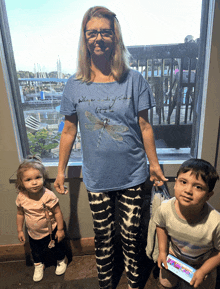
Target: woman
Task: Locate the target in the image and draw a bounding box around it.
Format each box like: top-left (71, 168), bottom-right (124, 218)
top-left (54, 6), bottom-right (168, 289)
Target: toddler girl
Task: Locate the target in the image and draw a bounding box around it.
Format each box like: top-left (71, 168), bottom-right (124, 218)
top-left (16, 155), bottom-right (67, 282)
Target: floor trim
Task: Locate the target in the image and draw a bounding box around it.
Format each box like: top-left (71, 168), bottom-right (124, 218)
top-left (0, 237), bottom-right (95, 262)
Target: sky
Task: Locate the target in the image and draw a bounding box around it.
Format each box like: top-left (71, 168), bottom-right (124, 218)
top-left (5, 0), bottom-right (202, 74)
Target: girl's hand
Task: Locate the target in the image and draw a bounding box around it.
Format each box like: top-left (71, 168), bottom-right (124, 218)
top-left (190, 269), bottom-right (207, 288)
top-left (55, 229), bottom-right (65, 243)
top-left (18, 231), bottom-right (25, 243)
top-left (157, 252), bottom-right (168, 270)
top-left (150, 164), bottom-right (168, 186)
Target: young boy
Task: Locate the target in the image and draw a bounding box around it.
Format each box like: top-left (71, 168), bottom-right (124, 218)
top-left (154, 158), bottom-right (220, 289)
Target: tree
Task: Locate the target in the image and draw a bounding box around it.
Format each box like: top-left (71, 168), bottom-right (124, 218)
top-left (27, 129), bottom-right (61, 158)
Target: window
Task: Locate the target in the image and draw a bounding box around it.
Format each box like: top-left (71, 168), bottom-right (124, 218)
top-left (1, 0), bottom-right (213, 164)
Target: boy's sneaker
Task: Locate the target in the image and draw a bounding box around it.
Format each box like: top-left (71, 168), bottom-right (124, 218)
top-left (33, 263), bottom-right (44, 282)
top-left (55, 256), bottom-right (68, 275)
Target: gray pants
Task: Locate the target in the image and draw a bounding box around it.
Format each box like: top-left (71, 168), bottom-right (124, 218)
top-left (160, 266), bottom-right (216, 289)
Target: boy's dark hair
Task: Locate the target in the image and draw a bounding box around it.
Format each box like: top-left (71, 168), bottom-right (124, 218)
top-left (177, 158), bottom-right (219, 192)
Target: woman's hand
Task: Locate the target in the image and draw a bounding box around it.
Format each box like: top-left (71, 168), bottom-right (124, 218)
top-left (150, 164), bottom-right (168, 186)
top-left (54, 173), bottom-right (68, 194)
top-left (54, 115), bottom-right (78, 195)
top-left (55, 229), bottom-right (65, 243)
top-left (138, 110), bottom-right (168, 186)
top-left (18, 231), bottom-right (25, 243)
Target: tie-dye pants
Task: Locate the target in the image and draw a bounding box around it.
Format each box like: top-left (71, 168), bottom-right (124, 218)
top-left (88, 183), bottom-right (147, 289)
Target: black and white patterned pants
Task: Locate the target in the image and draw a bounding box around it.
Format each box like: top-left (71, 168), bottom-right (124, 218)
top-left (88, 183), bottom-right (147, 289)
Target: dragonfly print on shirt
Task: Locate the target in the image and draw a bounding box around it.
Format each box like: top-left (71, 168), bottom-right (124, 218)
top-left (85, 111), bottom-right (129, 147)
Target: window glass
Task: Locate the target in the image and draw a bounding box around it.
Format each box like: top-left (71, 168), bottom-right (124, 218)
top-left (4, 0), bottom-right (204, 163)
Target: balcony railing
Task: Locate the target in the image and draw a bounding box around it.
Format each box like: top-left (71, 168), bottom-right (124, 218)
top-left (127, 42), bottom-right (199, 149)
top-left (128, 42), bottom-right (199, 126)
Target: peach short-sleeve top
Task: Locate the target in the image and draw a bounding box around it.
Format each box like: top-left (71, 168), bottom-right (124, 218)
top-left (16, 188), bottom-right (59, 240)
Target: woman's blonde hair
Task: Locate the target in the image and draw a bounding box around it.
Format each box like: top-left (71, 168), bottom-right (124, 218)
top-left (16, 155), bottom-right (51, 193)
top-left (76, 6), bottom-right (130, 83)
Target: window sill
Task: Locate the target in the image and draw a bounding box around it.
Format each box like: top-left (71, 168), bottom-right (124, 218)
top-left (9, 148), bottom-right (190, 184)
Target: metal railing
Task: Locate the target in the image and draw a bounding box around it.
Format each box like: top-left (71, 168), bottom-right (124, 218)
top-left (128, 42), bottom-right (199, 126)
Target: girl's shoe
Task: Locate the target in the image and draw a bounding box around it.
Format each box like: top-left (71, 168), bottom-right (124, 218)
top-left (33, 263), bottom-right (44, 282)
top-left (55, 256), bottom-right (68, 275)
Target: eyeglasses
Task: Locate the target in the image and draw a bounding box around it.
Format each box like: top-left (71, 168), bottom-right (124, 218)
top-left (85, 29), bottom-right (114, 41)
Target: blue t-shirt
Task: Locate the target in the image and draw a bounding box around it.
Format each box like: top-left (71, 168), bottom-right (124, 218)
top-left (60, 69), bottom-right (155, 192)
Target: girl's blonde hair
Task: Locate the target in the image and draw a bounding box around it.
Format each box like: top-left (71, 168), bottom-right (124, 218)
top-left (15, 155), bottom-right (51, 192)
top-left (76, 6), bottom-right (130, 83)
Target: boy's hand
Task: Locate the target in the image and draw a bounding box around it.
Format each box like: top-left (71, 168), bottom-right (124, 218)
top-left (55, 229), bottom-right (65, 243)
top-left (190, 269), bottom-right (207, 288)
top-left (157, 252), bottom-right (168, 269)
top-left (18, 231), bottom-right (25, 243)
